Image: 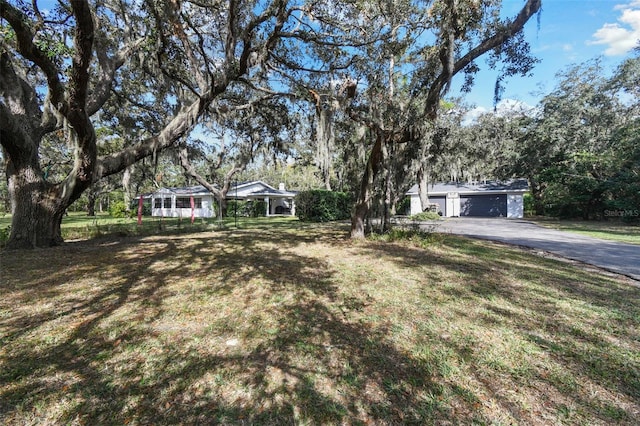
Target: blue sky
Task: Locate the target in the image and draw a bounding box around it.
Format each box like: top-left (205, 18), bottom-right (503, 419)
top-left (33, 0), bottom-right (638, 114)
top-left (453, 0), bottom-right (640, 113)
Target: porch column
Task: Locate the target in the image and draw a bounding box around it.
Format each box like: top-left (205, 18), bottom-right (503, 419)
top-left (290, 198), bottom-right (296, 216)
top-left (265, 197), bottom-right (270, 216)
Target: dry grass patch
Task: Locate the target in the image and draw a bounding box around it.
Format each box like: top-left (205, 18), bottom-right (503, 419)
top-left (1, 222), bottom-right (638, 425)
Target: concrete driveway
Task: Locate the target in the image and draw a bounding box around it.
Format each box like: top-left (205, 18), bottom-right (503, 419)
top-left (426, 218), bottom-right (640, 281)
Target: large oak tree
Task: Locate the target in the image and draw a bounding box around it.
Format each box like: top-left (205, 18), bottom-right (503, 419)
top-left (1, 0), bottom-right (542, 248)
top-left (344, 0), bottom-right (542, 237)
top-left (0, 0), bottom-right (345, 248)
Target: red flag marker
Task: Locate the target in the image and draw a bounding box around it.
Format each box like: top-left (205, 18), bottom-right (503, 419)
top-left (137, 196), bottom-right (143, 225)
top-left (190, 195), bottom-right (195, 224)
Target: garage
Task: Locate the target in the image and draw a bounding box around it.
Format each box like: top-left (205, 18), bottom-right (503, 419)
top-left (406, 179), bottom-right (529, 218)
top-left (460, 194), bottom-right (507, 217)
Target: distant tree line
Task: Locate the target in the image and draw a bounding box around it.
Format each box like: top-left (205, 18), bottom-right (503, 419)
top-left (460, 56), bottom-right (639, 221)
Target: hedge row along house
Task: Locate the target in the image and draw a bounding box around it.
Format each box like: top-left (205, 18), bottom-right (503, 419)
top-left (140, 181), bottom-right (298, 219)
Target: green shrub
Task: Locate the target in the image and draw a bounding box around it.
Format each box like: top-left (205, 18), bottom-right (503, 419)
top-left (130, 200), bottom-right (152, 216)
top-left (396, 197), bottom-right (411, 215)
top-left (249, 200), bottom-right (267, 217)
top-left (295, 190), bottom-right (352, 222)
top-left (108, 201), bottom-right (128, 218)
top-left (410, 211), bottom-right (441, 221)
top-left (523, 193), bottom-right (535, 216)
top-left (226, 200), bottom-right (251, 217)
top-left (0, 225), bottom-right (10, 248)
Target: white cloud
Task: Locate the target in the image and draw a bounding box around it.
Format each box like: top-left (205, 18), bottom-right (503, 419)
top-left (494, 99), bottom-right (537, 117)
top-left (590, 1), bottom-right (640, 56)
top-left (461, 100), bottom-right (538, 125)
top-left (615, 0), bottom-right (640, 11)
top-left (461, 106), bottom-right (488, 126)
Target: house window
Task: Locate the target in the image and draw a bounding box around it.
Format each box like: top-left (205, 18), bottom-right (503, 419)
top-left (164, 198), bottom-right (171, 208)
top-left (154, 198), bottom-right (162, 208)
top-left (176, 197), bottom-right (191, 209)
top-left (176, 197), bottom-right (202, 208)
top-left (176, 197), bottom-right (190, 208)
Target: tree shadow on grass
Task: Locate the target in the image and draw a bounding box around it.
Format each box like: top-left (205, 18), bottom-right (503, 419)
top-left (1, 226), bottom-right (456, 424)
top-left (0, 238), bottom-right (179, 419)
top-left (62, 298), bottom-right (446, 424)
top-left (361, 235), bottom-right (640, 423)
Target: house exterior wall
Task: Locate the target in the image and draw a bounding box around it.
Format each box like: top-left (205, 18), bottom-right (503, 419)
top-left (151, 192), bottom-right (172, 217)
top-left (148, 182), bottom-right (297, 218)
top-left (151, 194), bottom-right (215, 218)
top-left (507, 194), bottom-right (524, 218)
top-left (410, 195), bottom-right (422, 216)
top-left (445, 193), bottom-right (461, 217)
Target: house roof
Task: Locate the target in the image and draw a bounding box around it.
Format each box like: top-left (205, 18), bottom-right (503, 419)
top-left (247, 187), bottom-right (298, 197)
top-left (407, 179), bottom-right (529, 196)
top-left (155, 185), bottom-right (212, 196)
top-left (227, 180), bottom-right (297, 198)
top-left (235, 180), bottom-right (269, 190)
top-left (149, 181), bottom-right (297, 198)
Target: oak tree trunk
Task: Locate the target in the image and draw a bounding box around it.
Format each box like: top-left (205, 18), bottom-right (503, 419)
top-left (122, 165), bottom-right (134, 213)
top-left (6, 158), bottom-right (67, 249)
top-left (417, 164), bottom-right (430, 212)
top-left (381, 138), bottom-right (392, 233)
top-left (351, 131), bottom-right (384, 238)
top-left (87, 190), bottom-right (97, 216)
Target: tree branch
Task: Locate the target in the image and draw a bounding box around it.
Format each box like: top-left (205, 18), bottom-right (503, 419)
top-left (424, 0), bottom-right (542, 119)
top-left (95, 95), bottom-right (206, 178)
top-left (225, 0), bottom-right (238, 69)
top-left (97, 0), bottom-right (295, 181)
top-left (0, 0), bottom-right (65, 108)
top-left (177, 143), bottom-right (223, 199)
top-left (60, 0), bottom-right (97, 198)
top-left (0, 52), bottom-right (43, 140)
top-left (87, 36), bottom-right (146, 116)
top-left (171, 0), bottom-right (208, 92)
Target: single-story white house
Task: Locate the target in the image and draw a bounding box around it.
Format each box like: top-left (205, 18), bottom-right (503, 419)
top-left (406, 179), bottom-right (529, 218)
top-left (148, 181), bottom-right (297, 218)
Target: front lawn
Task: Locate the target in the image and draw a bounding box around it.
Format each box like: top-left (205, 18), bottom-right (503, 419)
top-left (1, 222), bottom-right (638, 424)
top-left (0, 212), bottom-right (298, 246)
top-left (532, 218), bottom-right (640, 245)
